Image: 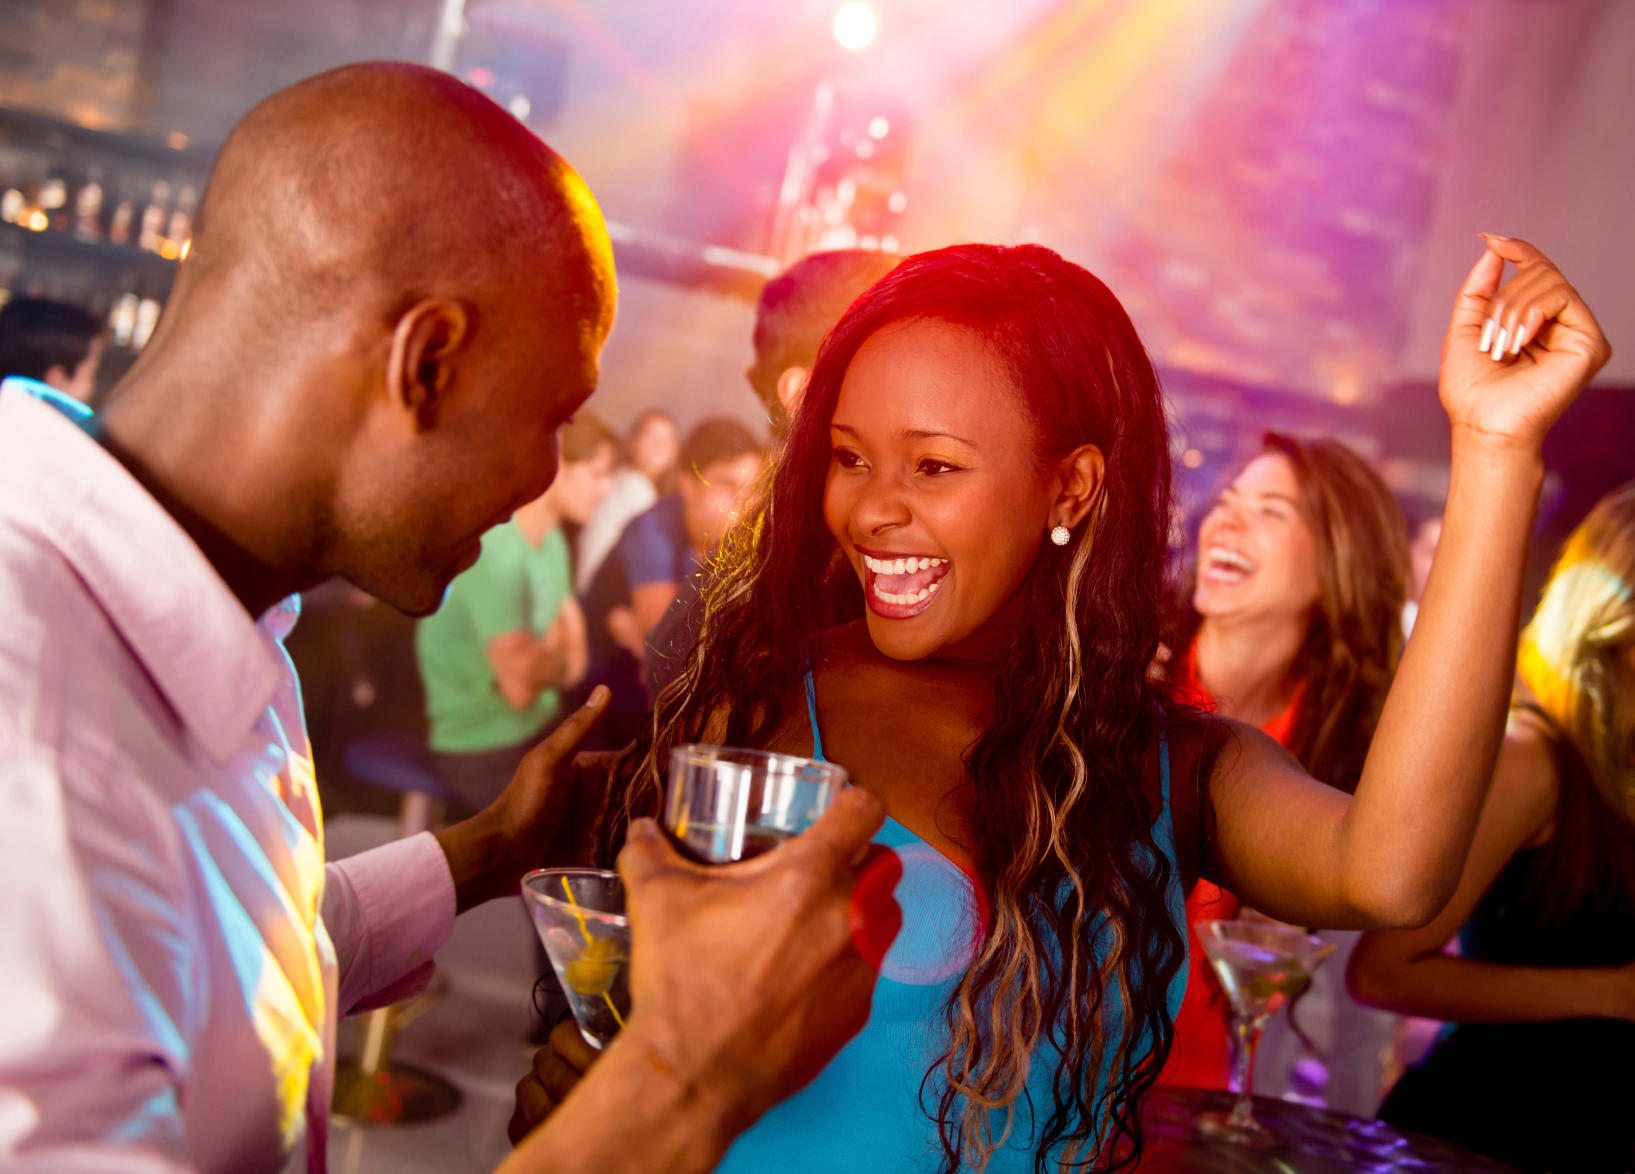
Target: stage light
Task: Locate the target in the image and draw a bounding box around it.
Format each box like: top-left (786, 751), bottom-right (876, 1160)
top-left (1181, 447), bottom-right (1205, 469)
top-left (868, 116), bottom-right (890, 139)
top-left (887, 190), bottom-right (908, 214)
top-left (833, 3), bottom-right (876, 50)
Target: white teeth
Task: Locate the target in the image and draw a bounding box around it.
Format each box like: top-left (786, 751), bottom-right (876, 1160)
top-left (1205, 545), bottom-right (1255, 573)
top-left (860, 554), bottom-right (950, 576)
top-left (872, 580), bottom-right (942, 608)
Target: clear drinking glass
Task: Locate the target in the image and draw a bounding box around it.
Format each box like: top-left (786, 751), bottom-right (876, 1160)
top-left (1195, 918), bottom-right (1336, 1145)
top-left (521, 868), bottom-right (631, 1050)
top-left (663, 744), bottom-right (849, 864)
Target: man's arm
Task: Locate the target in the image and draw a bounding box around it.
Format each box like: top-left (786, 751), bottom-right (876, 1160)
top-left (499, 791), bottom-right (899, 1174)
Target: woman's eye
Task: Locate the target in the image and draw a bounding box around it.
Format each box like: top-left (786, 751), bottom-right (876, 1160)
top-left (833, 448), bottom-right (865, 470)
top-left (917, 458), bottom-right (961, 476)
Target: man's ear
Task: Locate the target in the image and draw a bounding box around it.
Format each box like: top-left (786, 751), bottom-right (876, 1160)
top-left (775, 365), bottom-right (810, 416)
top-left (386, 299), bottom-right (470, 428)
top-left (1051, 443), bottom-right (1106, 532)
top-left (41, 363), bottom-right (71, 393)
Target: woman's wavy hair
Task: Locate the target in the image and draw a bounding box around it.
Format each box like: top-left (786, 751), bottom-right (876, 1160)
top-left (1169, 434), bottom-right (1409, 792)
top-left (1520, 481), bottom-right (1635, 813)
top-left (597, 243), bottom-right (1190, 1171)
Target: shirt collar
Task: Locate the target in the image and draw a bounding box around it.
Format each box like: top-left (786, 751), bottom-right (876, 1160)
top-left (0, 390), bottom-right (284, 764)
top-left (2, 374), bottom-right (94, 423)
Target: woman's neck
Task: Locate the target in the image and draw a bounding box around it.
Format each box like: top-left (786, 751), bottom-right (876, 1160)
top-left (1193, 614), bottom-right (1305, 728)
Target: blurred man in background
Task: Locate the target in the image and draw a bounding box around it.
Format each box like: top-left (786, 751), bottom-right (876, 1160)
top-left (579, 416), bottom-right (763, 746)
top-left (0, 296), bottom-right (105, 415)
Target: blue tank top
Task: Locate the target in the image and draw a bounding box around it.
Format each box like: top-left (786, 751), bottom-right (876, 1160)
top-left (714, 672), bottom-right (1189, 1173)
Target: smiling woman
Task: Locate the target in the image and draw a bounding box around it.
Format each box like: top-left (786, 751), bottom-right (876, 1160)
top-left (546, 238), bottom-right (1610, 1173)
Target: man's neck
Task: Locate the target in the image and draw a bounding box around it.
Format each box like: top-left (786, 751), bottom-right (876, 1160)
top-left (1193, 614), bottom-right (1306, 728)
top-left (94, 370), bottom-right (315, 620)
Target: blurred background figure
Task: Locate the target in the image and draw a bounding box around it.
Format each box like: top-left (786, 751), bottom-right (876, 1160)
top-left (1350, 482), bottom-right (1635, 1173)
top-left (416, 413), bottom-right (618, 816)
top-left (0, 296), bottom-right (104, 410)
top-left (1163, 433), bottom-right (1409, 1115)
top-left (576, 408), bottom-right (679, 593)
top-left (579, 416), bottom-right (763, 748)
top-left (748, 249), bottom-right (903, 436)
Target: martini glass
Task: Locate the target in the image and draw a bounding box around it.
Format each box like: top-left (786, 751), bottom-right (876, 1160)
top-left (1194, 918), bottom-right (1335, 1145)
top-left (521, 869), bottom-right (631, 1050)
top-left (664, 745), bottom-right (848, 864)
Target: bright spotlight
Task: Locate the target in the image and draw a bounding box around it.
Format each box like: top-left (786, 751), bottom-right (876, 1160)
top-left (833, 3), bottom-right (876, 50)
top-left (868, 116), bottom-right (890, 139)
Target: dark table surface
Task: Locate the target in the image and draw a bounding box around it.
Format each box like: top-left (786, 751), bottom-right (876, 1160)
top-left (1138, 1088), bottom-right (1518, 1172)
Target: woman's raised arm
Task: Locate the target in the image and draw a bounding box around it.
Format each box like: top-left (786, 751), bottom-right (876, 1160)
top-left (1205, 237), bottom-right (1612, 930)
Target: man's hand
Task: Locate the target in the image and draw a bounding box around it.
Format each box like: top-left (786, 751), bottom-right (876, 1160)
top-left (616, 788), bottom-right (901, 1137)
top-left (498, 788), bottom-right (900, 1173)
top-left (432, 688), bottom-right (609, 913)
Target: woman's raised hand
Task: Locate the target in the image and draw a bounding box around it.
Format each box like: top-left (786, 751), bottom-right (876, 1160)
top-left (1439, 235), bottom-right (1612, 454)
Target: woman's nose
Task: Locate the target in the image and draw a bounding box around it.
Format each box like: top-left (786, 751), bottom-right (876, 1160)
top-left (851, 471), bottom-right (912, 535)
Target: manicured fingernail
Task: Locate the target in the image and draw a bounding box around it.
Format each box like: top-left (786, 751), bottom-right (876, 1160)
top-left (1511, 325), bottom-right (1525, 355)
top-left (1491, 326), bottom-right (1509, 359)
top-left (1479, 318), bottom-right (1495, 352)
top-left (1480, 232), bottom-right (1511, 241)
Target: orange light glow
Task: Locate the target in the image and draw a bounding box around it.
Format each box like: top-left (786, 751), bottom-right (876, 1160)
top-left (168, 131), bottom-right (190, 150)
top-left (23, 210), bottom-right (48, 232)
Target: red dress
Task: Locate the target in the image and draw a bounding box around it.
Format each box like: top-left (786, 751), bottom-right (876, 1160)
top-left (1163, 645), bottom-right (1300, 1089)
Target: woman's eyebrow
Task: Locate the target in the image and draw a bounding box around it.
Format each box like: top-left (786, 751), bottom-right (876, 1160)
top-left (830, 422), bottom-right (976, 448)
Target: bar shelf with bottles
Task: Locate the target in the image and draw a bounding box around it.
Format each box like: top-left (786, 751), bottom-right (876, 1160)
top-left (0, 106), bottom-right (213, 381)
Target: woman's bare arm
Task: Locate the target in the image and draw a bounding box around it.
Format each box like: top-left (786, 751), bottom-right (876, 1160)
top-left (1206, 238), bottom-right (1612, 929)
top-left (1348, 721), bottom-right (1635, 1022)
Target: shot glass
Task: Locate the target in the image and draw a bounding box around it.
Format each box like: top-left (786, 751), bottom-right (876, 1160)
top-left (663, 744), bottom-right (848, 864)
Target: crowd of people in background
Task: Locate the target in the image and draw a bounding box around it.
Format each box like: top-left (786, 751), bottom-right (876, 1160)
top-left (0, 61), bottom-right (1629, 1174)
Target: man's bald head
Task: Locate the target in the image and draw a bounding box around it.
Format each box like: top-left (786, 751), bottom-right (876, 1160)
top-left (183, 62), bottom-right (612, 336)
top-left (104, 64), bottom-right (618, 619)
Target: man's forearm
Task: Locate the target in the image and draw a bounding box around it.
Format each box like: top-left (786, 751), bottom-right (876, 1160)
top-left (496, 1020), bottom-right (737, 1174)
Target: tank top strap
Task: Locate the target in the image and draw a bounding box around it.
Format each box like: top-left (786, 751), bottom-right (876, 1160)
top-left (804, 667), bottom-right (827, 762)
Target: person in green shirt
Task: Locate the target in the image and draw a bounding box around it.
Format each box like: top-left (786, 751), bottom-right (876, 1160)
top-left (417, 414), bottom-right (618, 814)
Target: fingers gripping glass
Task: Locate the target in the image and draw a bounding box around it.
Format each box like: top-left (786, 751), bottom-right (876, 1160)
top-left (663, 745), bottom-right (849, 864)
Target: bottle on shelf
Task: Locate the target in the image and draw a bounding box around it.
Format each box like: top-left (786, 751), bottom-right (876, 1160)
top-left (137, 180), bottom-right (171, 253)
top-left (74, 166), bottom-right (105, 242)
top-left (109, 286), bottom-right (140, 349)
top-left (162, 185), bottom-right (196, 260)
top-left (0, 184), bottom-right (23, 225)
top-left (132, 294), bottom-right (162, 350)
top-left (39, 168), bottom-right (70, 233)
top-left (107, 194), bottom-right (135, 247)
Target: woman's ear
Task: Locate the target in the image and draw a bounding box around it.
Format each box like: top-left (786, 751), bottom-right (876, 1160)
top-left (1052, 443), bottom-right (1106, 531)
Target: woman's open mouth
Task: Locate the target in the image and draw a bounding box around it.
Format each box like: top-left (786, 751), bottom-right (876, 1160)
top-left (860, 550), bottom-right (951, 619)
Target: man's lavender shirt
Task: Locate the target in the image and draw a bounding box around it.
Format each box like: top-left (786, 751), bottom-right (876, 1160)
top-left (0, 390), bottom-right (457, 1172)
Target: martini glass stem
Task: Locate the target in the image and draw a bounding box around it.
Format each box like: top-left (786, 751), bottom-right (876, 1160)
top-left (1227, 1015), bottom-right (1263, 1130)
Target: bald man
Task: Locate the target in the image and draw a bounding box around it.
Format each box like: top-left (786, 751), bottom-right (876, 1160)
top-left (0, 64), bottom-right (888, 1174)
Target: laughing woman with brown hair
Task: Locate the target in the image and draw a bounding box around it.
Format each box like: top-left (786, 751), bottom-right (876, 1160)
top-left (1163, 434), bottom-right (1412, 1109)
top-left (514, 235), bottom-right (1608, 1173)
